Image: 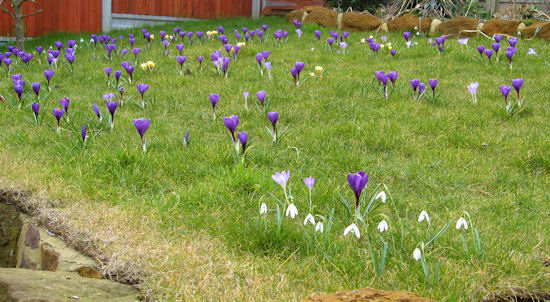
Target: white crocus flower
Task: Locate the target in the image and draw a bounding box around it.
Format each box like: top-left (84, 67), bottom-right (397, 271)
top-left (375, 191), bottom-right (387, 203)
top-left (418, 210), bottom-right (430, 223)
top-left (343, 223), bottom-right (360, 239)
top-left (377, 220), bottom-right (388, 233)
top-left (315, 221), bottom-right (324, 233)
top-left (527, 48), bottom-right (537, 55)
top-left (303, 213), bottom-right (315, 226)
top-left (260, 203), bottom-right (267, 215)
top-left (285, 203), bottom-right (298, 219)
top-left (406, 41), bottom-right (414, 48)
top-left (456, 217), bottom-right (468, 230)
top-left (413, 248), bottom-right (422, 261)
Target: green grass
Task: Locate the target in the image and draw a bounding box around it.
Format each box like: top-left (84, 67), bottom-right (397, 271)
top-left (1, 16), bottom-right (549, 300)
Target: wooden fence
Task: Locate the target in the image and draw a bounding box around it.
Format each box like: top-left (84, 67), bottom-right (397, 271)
top-left (0, 0), bottom-right (253, 38)
top-left (0, 0), bottom-right (101, 37)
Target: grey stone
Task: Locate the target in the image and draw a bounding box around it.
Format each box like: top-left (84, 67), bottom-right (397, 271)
top-left (24, 223), bottom-right (40, 249)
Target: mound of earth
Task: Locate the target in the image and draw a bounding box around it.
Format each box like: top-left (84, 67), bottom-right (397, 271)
top-left (436, 16), bottom-right (480, 37)
top-left (302, 288), bottom-right (433, 302)
top-left (482, 19), bottom-right (523, 36)
top-left (387, 14), bottom-right (434, 33)
top-left (342, 12), bottom-right (382, 32)
top-left (522, 22), bottom-right (550, 40)
top-left (303, 6), bottom-right (339, 28)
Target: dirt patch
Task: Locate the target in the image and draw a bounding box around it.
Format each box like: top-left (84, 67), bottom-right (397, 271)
top-left (436, 16), bottom-right (480, 37)
top-left (342, 12), bottom-right (382, 32)
top-left (483, 288), bottom-right (550, 302)
top-left (522, 22), bottom-right (550, 40)
top-left (304, 6), bottom-right (339, 28)
top-left (302, 287), bottom-right (433, 301)
top-left (387, 14), bottom-right (434, 33)
top-left (482, 19), bottom-right (522, 36)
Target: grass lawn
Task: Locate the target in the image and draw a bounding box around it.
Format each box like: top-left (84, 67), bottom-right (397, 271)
top-left (1, 16), bottom-right (549, 301)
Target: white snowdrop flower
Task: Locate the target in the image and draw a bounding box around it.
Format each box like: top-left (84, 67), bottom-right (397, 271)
top-left (377, 220), bottom-right (388, 233)
top-left (311, 47), bottom-right (315, 51)
top-left (315, 221), bottom-right (324, 233)
top-left (416, 31), bottom-right (420, 35)
top-left (456, 217), bottom-right (468, 230)
top-left (260, 203), bottom-right (267, 215)
top-left (343, 223), bottom-right (360, 239)
top-left (285, 203), bottom-right (298, 219)
top-left (90, 39), bottom-right (94, 43)
top-left (303, 213), bottom-right (315, 226)
top-left (413, 248), bottom-right (422, 261)
top-left (80, 38), bottom-right (84, 42)
top-left (418, 210), bottom-right (430, 223)
top-left (375, 191), bottom-right (387, 203)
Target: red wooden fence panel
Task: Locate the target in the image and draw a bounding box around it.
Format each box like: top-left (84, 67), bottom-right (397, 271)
top-left (0, 0), bottom-right (101, 37)
top-left (112, 0), bottom-right (252, 19)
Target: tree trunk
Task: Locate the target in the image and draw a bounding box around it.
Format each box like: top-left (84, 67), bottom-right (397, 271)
top-left (13, 3), bottom-right (24, 50)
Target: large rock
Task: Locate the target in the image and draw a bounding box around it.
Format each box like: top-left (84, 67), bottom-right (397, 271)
top-left (0, 268), bottom-right (139, 302)
top-left (302, 288), bottom-right (433, 302)
top-left (0, 203), bottom-right (22, 268)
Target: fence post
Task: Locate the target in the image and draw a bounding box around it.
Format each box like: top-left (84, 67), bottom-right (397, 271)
top-left (102, 0), bottom-right (112, 32)
top-left (485, 0), bottom-right (499, 13)
top-left (252, 0), bottom-right (260, 19)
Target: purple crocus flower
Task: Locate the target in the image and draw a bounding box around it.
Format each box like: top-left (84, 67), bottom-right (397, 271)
top-left (477, 45), bottom-right (485, 57)
top-left (257, 30), bottom-right (264, 42)
top-left (491, 43), bottom-right (500, 53)
top-left (509, 38), bottom-right (518, 48)
top-left (177, 56), bottom-right (186, 70)
top-left (348, 171), bottom-right (368, 209)
top-left (511, 78), bottom-right (523, 100)
top-left (93, 103), bottom-right (102, 121)
top-left (59, 97), bottom-right (70, 117)
top-left (429, 78), bottom-right (438, 95)
top-left (81, 125), bottom-right (87, 142)
top-left (32, 82), bottom-right (40, 97)
top-left (132, 48), bottom-right (141, 60)
top-left (67, 40), bottom-right (76, 48)
top-left (262, 50), bottom-right (271, 61)
top-left (262, 24), bottom-right (268, 32)
top-left (31, 102), bottom-right (39, 118)
top-left (209, 94), bottom-right (220, 119)
top-left (129, 38), bottom-right (136, 47)
top-left (54, 41), bottom-right (63, 50)
top-left (197, 56), bottom-right (203, 69)
top-left (293, 19), bottom-right (302, 28)
top-left (217, 26), bottom-right (224, 34)
top-left (121, 48), bottom-right (128, 57)
top-left (314, 30), bottom-right (321, 40)
top-left (256, 90), bottom-right (266, 108)
top-left (390, 49), bottom-right (396, 56)
top-left (418, 83), bottom-right (426, 95)
top-left (44, 69), bottom-right (54, 88)
top-left (327, 37), bottom-right (335, 48)
top-left (500, 84), bottom-right (511, 103)
top-left (290, 67), bottom-right (298, 81)
top-left (64, 53), bottom-right (75, 65)
top-left (104, 67), bottom-right (112, 80)
top-left (303, 177), bottom-right (315, 190)
top-left (36, 46), bottom-right (43, 55)
top-left (410, 79), bottom-right (420, 93)
top-left (176, 44), bottom-right (184, 55)
top-left (137, 83), bottom-right (149, 106)
top-left (255, 53), bottom-right (263, 67)
top-left (505, 47), bottom-right (516, 66)
top-left (114, 70), bottom-right (122, 84)
top-left (238, 131), bottom-right (248, 155)
top-left (267, 111), bottom-right (278, 129)
top-left (484, 49), bottom-right (493, 61)
top-left (242, 27), bottom-right (248, 34)
top-left (53, 107), bottom-right (65, 129)
top-left (342, 31), bottom-right (349, 40)
top-left (4, 58), bottom-right (11, 68)
top-left (223, 115), bottom-right (239, 142)
top-left (106, 101), bottom-right (118, 129)
top-left (13, 84), bottom-right (23, 104)
top-left (494, 34), bottom-right (502, 43)
top-left (133, 118), bottom-right (151, 152)
top-left (387, 71), bottom-right (398, 87)
top-left (403, 32), bottom-right (411, 41)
